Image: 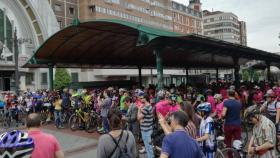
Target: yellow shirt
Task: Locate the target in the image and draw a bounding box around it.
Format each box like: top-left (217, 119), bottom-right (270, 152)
top-left (54, 99), bottom-right (62, 110)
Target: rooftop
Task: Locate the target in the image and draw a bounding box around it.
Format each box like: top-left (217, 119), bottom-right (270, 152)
top-left (24, 19), bottom-right (280, 70)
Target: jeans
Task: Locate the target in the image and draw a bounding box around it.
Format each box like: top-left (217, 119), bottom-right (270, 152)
top-left (224, 125), bottom-right (241, 147)
top-left (102, 117), bottom-right (110, 133)
top-left (141, 130), bottom-right (154, 158)
top-left (54, 110), bottom-right (62, 128)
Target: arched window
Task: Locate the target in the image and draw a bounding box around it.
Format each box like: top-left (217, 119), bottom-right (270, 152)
top-left (0, 8), bottom-right (13, 62)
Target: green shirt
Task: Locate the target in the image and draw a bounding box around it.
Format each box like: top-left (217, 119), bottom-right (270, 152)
top-left (120, 95), bottom-right (127, 110)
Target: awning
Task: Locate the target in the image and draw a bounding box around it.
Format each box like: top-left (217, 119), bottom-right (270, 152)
top-left (24, 19), bottom-right (280, 69)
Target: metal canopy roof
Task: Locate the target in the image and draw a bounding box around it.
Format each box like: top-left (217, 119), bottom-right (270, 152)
top-left (24, 19), bottom-right (280, 69)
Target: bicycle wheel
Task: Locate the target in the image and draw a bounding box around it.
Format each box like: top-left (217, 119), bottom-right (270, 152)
top-left (215, 149), bottom-right (225, 158)
top-left (220, 147), bottom-right (241, 158)
top-left (61, 112), bottom-right (67, 124)
top-left (86, 116), bottom-right (98, 133)
top-left (40, 111), bottom-right (48, 123)
top-left (69, 114), bottom-right (79, 131)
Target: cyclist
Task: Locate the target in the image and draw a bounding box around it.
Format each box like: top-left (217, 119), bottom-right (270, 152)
top-left (156, 90), bottom-right (171, 118)
top-left (196, 102), bottom-right (215, 158)
top-left (167, 94), bottom-right (180, 113)
top-left (213, 94), bottom-right (223, 119)
top-left (0, 130), bottom-right (34, 158)
top-left (245, 106), bottom-right (276, 158)
top-left (260, 89), bottom-right (280, 124)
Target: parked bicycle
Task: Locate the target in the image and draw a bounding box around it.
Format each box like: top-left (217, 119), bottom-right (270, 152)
top-left (69, 107), bottom-right (99, 133)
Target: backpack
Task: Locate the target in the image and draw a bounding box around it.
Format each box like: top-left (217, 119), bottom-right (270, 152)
top-left (108, 130), bottom-right (131, 158)
top-left (265, 101), bottom-right (278, 123)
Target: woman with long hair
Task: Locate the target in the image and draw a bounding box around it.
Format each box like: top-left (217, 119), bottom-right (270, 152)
top-left (185, 103), bottom-right (198, 138)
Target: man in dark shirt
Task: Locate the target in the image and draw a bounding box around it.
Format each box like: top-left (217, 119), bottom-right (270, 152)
top-left (159, 111), bottom-right (205, 158)
top-left (222, 89), bottom-right (242, 147)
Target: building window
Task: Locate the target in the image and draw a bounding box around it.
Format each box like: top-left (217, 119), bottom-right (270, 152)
top-left (89, 5), bottom-right (96, 13)
top-left (71, 73), bottom-right (79, 82)
top-left (58, 20), bottom-right (63, 28)
top-left (41, 73), bottom-right (48, 85)
top-left (54, 4), bottom-right (62, 12)
top-left (25, 73), bottom-right (34, 85)
top-left (69, 7), bottom-right (75, 15)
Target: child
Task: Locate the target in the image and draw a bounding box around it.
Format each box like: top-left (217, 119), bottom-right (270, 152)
top-left (196, 102), bottom-right (216, 158)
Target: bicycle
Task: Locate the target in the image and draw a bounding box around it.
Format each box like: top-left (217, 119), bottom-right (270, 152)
top-left (61, 106), bottom-right (74, 125)
top-left (215, 136), bottom-right (226, 158)
top-left (219, 140), bottom-right (248, 158)
top-left (69, 108), bottom-right (99, 133)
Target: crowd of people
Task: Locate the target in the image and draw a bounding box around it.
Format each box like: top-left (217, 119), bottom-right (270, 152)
top-left (0, 80), bottom-right (280, 158)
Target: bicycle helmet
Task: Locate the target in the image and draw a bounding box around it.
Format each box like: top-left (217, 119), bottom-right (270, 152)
top-left (214, 94), bottom-right (222, 100)
top-left (0, 130), bottom-right (34, 158)
top-left (169, 94), bottom-right (177, 101)
top-left (157, 90), bottom-right (166, 100)
top-left (265, 89), bottom-right (276, 98)
top-left (196, 102), bottom-right (212, 113)
top-left (232, 140), bottom-right (242, 150)
top-left (196, 94), bottom-right (205, 102)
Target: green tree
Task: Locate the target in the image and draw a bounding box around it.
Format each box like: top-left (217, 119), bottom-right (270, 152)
top-left (54, 68), bottom-right (71, 90)
top-left (242, 69), bottom-right (250, 81)
top-left (253, 71), bottom-right (261, 82)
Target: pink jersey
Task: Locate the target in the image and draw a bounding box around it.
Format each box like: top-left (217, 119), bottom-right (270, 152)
top-left (135, 99), bottom-right (142, 108)
top-left (169, 104), bottom-right (180, 113)
top-left (29, 130), bottom-right (61, 158)
top-left (207, 96), bottom-right (216, 112)
top-left (216, 102), bottom-right (224, 119)
top-left (156, 100), bottom-right (171, 118)
top-left (220, 89), bottom-right (228, 99)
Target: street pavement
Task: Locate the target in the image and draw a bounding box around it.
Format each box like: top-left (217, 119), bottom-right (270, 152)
top-left (0, 124), bottom-right (147, 158)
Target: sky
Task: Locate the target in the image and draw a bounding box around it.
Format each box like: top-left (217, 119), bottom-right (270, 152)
top-left (174, 0), bottom-right (280, 53)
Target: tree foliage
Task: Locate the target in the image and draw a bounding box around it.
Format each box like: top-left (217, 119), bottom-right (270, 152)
top-left (242, 68), bottom-right (261, 82)
top-left (54, 68), bottom-right (71, 90)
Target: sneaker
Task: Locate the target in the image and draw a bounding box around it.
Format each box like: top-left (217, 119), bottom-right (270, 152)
top-left (139, 147), bottom-right (146, 154)
top-left (97, 127), bottom-right (104, 132)
top-left (59, 126), bottom-right (65, 129)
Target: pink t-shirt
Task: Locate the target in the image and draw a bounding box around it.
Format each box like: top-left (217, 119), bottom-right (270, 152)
top-left (216, 102), bottom-right (224, 119)
top-left (135, 99), bottom-right (142, 108)
top-left (220, 89), bottom-right (228, 99)
top-left (29, 130), bottom-right (61, 158)
top-left (207, 96), bottom-right (216, 112)
top-left (169, 104), bottom-right (180, 113)
top-left (156, 100), bottom-right (171, 118)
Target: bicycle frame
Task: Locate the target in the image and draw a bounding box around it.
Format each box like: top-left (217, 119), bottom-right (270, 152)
top-left (75, 109), bottom-right (89, 123)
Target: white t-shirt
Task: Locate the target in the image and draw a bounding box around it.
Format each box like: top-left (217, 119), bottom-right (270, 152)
top-left (25, 98), bottom-right (33, 108)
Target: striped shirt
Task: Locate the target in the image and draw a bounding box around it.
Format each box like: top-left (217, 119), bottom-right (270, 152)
top-left (264, 101), bottom-right (280, 122)
top-left (140, 105), bottom-right (154, 132)
top-left (252, 115), bottom-right (276, 158)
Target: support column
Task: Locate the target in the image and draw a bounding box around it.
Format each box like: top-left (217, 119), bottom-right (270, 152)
top-left (14, 29), bottom-right (19, 96)
top-left (155, 49), bottom-right (163, 90)
top-left (138, 66), bottom-right (142, 88)
top-left (266, 61), bottom-right (271, 82)
top-left (233, 57), bottom-right (240, 88)
top-left (185, 67), bottom-right (189, 85)
top-left (216, 68), bottom-right (219, 83)
top-left (48, 64), bottom-right (54, 90)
